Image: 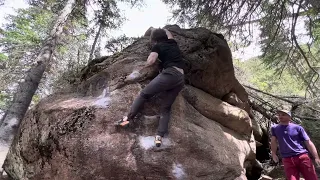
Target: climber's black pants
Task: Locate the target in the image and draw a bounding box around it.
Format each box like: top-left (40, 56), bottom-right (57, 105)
top-left (127, 67), bottom-right (184, 137)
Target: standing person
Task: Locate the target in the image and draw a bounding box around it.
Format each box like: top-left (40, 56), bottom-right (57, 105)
top-left (271, 109), bottom-right (320, 180)
top-left (116, 28), bottom-right (185, 147)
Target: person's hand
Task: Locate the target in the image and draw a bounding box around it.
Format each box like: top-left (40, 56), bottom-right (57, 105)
top-left (125, 70), bottom-right (142, 82)
top-left (315, 158), bottom-right (320, 167)
top-left (272, 153), bottom-right (279, 164)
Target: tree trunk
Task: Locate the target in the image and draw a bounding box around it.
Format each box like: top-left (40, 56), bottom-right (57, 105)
top-left (88, 22), bottom-right (103, 62)
top-left (0, 0), bottom-right (76, 148)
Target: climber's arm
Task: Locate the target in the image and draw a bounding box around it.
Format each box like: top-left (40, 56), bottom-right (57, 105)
top-left (136, 52), bottom-right (158, 72)
top-left (164, 29), bottom-right (174, 39)
top-left (141, 52), bottom-right (158, 69)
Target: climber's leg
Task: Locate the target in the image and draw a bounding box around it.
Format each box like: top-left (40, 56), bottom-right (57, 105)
top-left (117, 87), bottom-right (155, 127)
top-left (157, 82), bottom-right (184, 138)
top-left (127, 75), bottom-right (167, 119)
top-left (155, 84), bottom-right (183, 147)
top-left (117, 68), bottom-right (182, 127)
top-left (155, 135), bottom-right (162, 147)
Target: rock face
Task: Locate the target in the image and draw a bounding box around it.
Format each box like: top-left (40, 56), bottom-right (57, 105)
top-left (3, 25), bottom-right (256, 180)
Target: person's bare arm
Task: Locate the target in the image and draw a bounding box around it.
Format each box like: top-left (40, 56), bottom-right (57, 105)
top-left (271, 136), bottom-right (279, 163)
top-left (304, 140), bottom-right (320, 166)
top-left (127, 52), bottom-right (158, 81)
top-left (146, 52), bottom-right (158, 66)
top-left (164, 29), bottom-right (174, 39)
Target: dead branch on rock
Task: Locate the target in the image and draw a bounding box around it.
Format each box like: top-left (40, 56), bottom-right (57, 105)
top-left (248, 93), bottom-right (277, 110)
top-left (246, 85), bottom-right (320, 124)
top-left (295, 115), bottom-right (320, 121)
top-left (244, 85), bottom-right (295, 104)
top-left (249, 101), bottom-right (278, 124)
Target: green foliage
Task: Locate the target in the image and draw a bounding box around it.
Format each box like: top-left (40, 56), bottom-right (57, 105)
top-left (0, 1), bottom-right (89, 113)
top-left (1, 7), bottom-right (53, 49)
top-left (0, 53), bottom-right (8, 61)
top-left (57, 45), bottom-right (69, 54)
top-left (0, 6), bottom-right (55, 113)
top-left (234, 58), bottom-right (305, 96)
top-left (93, 0), bottom-right (123, 29)
top-left (313, 19), bottom-right (320, 50)
top-left (31, 94), bottom-right (41, 105)
top-left (0, 8), bottom-right (54, 95)
top-left (0, 92), bottom-right (10, 109)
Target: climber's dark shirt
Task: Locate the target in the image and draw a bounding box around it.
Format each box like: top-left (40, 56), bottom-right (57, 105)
top-left (151, 39), bottom-right (185, 70)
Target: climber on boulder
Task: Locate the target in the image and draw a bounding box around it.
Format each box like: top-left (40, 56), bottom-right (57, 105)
top-left (116, 27), bottom-right (185, 147)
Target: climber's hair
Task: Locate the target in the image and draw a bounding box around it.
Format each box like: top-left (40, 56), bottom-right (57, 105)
top-left (150, 28), bottom-right (168, 43)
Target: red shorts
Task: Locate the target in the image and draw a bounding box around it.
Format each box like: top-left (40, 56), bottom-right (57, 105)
top-left (282, 153), bottom-right (318, 180)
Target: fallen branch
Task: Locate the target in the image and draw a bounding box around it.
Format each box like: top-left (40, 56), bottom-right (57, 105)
top-left (245, 85), bottom-right (320, 115)
top-left (249, 101), bottom-right (278, 124)
top-left (278, 96), bottom-right (304, 99)
top-left (295, 115), bottom-right (320, 121)
top-left (248, 93), bottom-right (276, 110)
top-left (303, 105), bottom-right (320, 114)
top-left (295, 97), bottom-right (320, 105)
top-left (244, 85), bottom-right (295, 104)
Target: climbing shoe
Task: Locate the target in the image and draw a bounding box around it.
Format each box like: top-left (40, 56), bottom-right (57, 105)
top-left (115, 116), bottom-right (130, 127)
top-left (155, 135), bottom-right (162, 147)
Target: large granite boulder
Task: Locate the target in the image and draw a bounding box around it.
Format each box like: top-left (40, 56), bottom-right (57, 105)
top-left (3, 25), bottom-right (257, 180)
